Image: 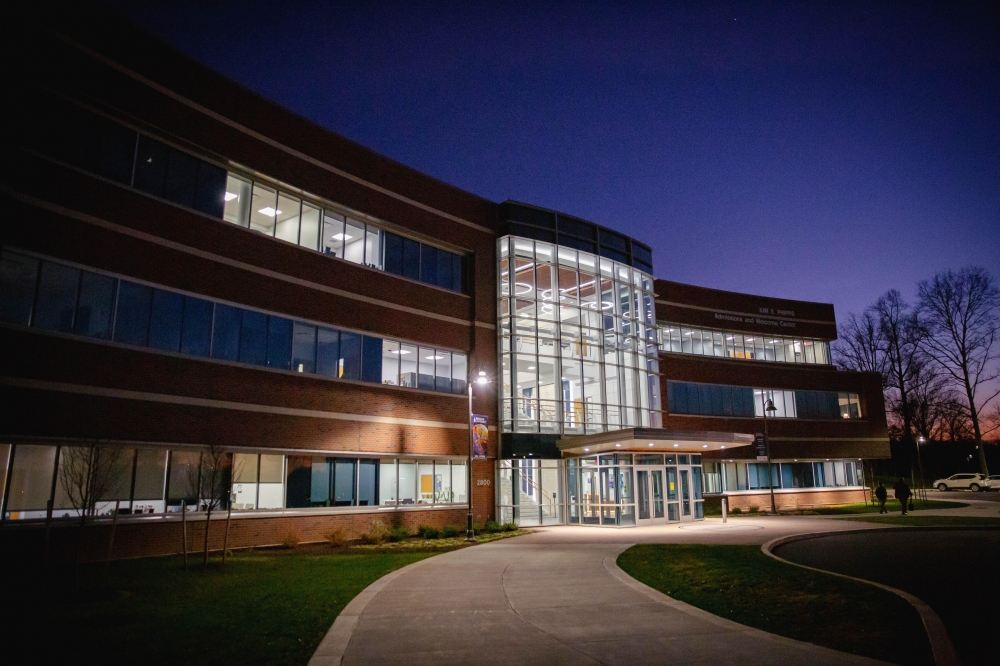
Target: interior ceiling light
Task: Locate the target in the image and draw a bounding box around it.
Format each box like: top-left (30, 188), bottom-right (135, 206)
top-left (527, 366), bottom-right (535, 370)
top-left (258, 207), bottom-right (281, 216)
top-left (425, 355), bottom-right (444, 360)
top-left (332, 233), bottom-right (352, 241)
top-left (673, 443), bottom-right (679, 448)
top-left (615, 444), bottom-right (621, 448)
top-left (721, 445), bottom-right (726, 449)
top-left (224, 192), bottom-right (238, 201)
top-left (703, 444), bottom-right (709, 448)
top-left (649, 443), bottom-right (655, 447)
top-left (390, 349), bottom-right (410, 354)
top-left (584, 448), bottom-right (590, 452)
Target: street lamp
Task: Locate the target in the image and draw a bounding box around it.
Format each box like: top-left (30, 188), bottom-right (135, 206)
top-left (916, 436), bottom-right (927, 503)
top-left (467, 368), bottom-right (490, 541)
top-left (762, 397), bottom-right (778, 515)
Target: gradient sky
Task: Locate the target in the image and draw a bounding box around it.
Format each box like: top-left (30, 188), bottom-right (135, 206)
top-left (112, 1), bottom-right (999, 324)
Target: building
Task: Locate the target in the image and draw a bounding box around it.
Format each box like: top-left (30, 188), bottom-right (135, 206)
top-left (0, 7), bottom-right (887, 557)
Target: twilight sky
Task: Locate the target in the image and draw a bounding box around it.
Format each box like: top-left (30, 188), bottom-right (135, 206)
top-left (112, 1), bottom-right (999, 324)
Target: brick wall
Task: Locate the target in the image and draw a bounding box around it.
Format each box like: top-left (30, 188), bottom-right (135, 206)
top-left (722, 488), bottom-right (867, 511)
top-left (0, 507), bottom-right (472, 565)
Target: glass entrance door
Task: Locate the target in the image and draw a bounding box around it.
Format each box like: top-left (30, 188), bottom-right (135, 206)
top-left (635, 466), bottom-right (666, 525)
top-left (637, 470), bottom-right (650, 522)
top-left (680, 469), bottom-right (692, 520)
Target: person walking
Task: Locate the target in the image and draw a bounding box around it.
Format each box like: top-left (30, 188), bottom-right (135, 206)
top-left (893, 478), bottom-right (911, 515)
top-left (875, 482), bottom-right (888, 514)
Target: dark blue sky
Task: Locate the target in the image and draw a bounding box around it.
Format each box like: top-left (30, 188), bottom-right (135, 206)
top-left (114, 1), bottom-right (999, 322)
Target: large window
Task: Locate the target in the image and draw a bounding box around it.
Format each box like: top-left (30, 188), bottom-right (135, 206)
top-left (668, 381), bottom-right (861, 420)
top-left (707, 459), bottom-right (863, 494)
top-left (27, 95), bottom-right (467, 294)
top-left (0, 249), bottom-right (467, 396)
top-left (1, 444), bottom-right (466, 520)
top-left (659, 325), bottom-right (832, 366)
top-left (498, 236), bottom-right (661, 435)
top-left (223, 175), bottom-right (466, 293)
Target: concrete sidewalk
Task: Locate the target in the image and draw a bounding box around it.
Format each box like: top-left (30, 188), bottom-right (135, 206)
top-left (312, 517), bottom-right (892, 665)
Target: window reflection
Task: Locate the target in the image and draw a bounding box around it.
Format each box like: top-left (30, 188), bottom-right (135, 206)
top-left (0, 249), bottom-right (469, 396)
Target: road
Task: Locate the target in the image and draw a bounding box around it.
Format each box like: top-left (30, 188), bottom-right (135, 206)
top-left (774, 528), bottom-right (1000, 665)
top-left (925, 488), bottom-right (1000, 503)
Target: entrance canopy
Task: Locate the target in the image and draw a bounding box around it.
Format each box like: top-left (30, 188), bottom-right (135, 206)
top-left (557, 428), bottom-right (754, 457)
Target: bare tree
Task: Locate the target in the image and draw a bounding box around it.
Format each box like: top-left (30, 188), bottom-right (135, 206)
top-left (906, 361), bottom-right (951, 440)
top-left (199, 444), bottom-right (236, 565)
top-left (918, 266), bottom-right (1000, 474)
top-left (982, 402), bottom-right (1000, 441)
top-left (59, 442), bottom-right (129, 526)
top-left (833, 310), bottom-right (888, 382)
top-left (936, 397), bottom-right (975, 442)
top-left (875, 290), bottom-right (925, 447)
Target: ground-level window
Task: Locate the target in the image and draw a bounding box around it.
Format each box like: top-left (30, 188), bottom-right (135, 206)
top-left (0, 444), bottom-right (468, 521)
top-left (702, 459), bottom-right (863, 493)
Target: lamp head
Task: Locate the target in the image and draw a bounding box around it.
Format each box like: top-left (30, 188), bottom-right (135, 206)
top-left (475, 368), bottom-right (490, 385)
top-left (764, 399), bottom-right (777, 413)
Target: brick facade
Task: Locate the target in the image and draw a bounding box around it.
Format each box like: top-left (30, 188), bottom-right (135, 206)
top-left (0, 507), bottom-right (471, 564)
top-left (723, 488), bottom-right (867, 512)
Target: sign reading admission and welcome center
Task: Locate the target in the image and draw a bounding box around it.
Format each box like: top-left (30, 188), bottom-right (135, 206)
top-left (472, 414), bottom-right (489, 459)
top-left (755, 433), bottom-right (768, 461)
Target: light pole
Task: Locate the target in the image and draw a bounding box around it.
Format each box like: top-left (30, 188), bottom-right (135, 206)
top-left (467, 368), bottom-right (490, 542)
top-left (762, 397), bottom-right (778, 515)
top-left (915, 435), bottom-right (927, 503)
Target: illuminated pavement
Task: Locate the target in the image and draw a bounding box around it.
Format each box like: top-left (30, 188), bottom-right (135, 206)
top-left (312, 516), bottom-right (895, 665)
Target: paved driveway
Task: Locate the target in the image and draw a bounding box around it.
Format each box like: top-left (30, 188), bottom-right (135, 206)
top-left (775, 528), bottom-right (1000, 665)
top-left (313, 518), bottom-right (891, 666)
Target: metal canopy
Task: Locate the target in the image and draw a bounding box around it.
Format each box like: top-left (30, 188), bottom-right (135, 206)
top-left (556, 428), bottom-right (754, 457)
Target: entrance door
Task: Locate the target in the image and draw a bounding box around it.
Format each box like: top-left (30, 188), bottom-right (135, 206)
top-left (666, 466), bottom-right (679, 521)
top-left (636, 470), bottom-right (651, 522)
top-left (635, 467), bottom-right (666, 526)
top-left (680, 469), bottom-right (692, 521)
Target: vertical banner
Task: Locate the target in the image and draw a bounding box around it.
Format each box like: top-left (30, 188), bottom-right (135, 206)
top-left (471, 414), bottom-right (489, 459)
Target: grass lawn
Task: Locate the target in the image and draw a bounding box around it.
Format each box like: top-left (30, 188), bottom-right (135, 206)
top-left (617, 544), bottom-right (933, 665)
top-left (839, 515), bottom-right (1000, 527)
top-left (7, 533), bottom-right (519, 666)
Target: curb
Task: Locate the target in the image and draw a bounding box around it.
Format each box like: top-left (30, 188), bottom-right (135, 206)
top-left (761, 530), bottom-right (961, 666)
top-left (307, 555), bottom-right (439, 666)
top-left (605, 546), bottom-right (889, 665)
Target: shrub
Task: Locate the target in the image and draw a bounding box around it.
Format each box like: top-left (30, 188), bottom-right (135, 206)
top-left (483, 520), bottom-right (501, 533)
top-left (417, 525), bottom-right (440, 539)
top-left (748, 505), bottom-right (759, 514)
top-left (500, 522), bottom-right (518, 532)
top-left (323, 528), bottom-right (346, 547)
top-left (441, 525), bottom-right (460, 538)
top-left (281, 533), bottom-right (300, 549)
top-left (388, 527), bottom-right (410, 542)
top-left (366, 519), bottom-right (392, 544)
top-left (731, 507), bottom-right (743, 515)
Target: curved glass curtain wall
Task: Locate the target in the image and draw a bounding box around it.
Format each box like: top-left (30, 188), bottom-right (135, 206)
top-left (497, 236), bottom-right (661, 435)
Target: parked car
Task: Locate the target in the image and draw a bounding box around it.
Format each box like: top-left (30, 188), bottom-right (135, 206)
top-left (933, 473), bottom-right (989, 492)
top-left (986, 475), bottom-right (1000, 491)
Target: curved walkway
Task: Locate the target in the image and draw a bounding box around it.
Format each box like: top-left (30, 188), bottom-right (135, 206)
top-left (312, 518), bottom-right (894, 666)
